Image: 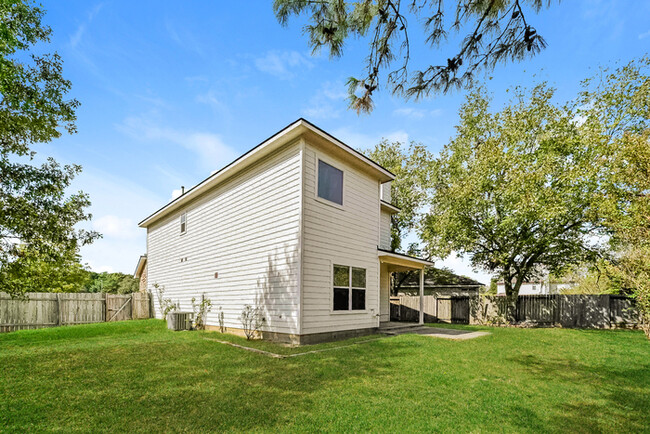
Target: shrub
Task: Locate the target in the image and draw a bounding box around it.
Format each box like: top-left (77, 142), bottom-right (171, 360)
top-left (153, 283), bottom-right (175, 318)
top-left (191, 294), bottom-right (213, 330)
top-left (239, 305), bottom-right (265, 340)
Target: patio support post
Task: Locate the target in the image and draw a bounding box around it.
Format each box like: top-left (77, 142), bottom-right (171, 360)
top-left (419, 268), bottom-right (424, 325)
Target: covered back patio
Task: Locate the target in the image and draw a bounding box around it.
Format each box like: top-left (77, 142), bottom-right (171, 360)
top-left (377, 248), bottom-right (434, 326)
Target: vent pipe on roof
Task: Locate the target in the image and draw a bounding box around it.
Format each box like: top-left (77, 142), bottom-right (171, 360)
top-left (181, 186), bottom-right (185, 195)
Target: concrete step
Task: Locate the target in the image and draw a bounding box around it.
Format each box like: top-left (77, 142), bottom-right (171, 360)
top-left (378, 322), bottom-right (422, 333)
top-left (381, 326), bottom-right (431, 336)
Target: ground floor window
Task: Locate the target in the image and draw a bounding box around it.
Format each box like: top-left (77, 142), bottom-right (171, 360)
top-left (333, 264), bottom-right (366, 311)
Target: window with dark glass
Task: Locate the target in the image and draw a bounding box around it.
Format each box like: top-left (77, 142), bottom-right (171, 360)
top-left (180, 213), bottom-right (187, 234)
top-left (318, 160), bottom-right (343, 205)
top-left (333, 264), bottom-right (366, 311)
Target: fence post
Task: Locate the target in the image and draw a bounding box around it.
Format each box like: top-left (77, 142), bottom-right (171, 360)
top-left (56, 293), bottom-right (62, 326)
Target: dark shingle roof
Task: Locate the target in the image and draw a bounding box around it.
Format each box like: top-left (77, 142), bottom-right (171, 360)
top-left (398, 267), bottom-right (484, 288)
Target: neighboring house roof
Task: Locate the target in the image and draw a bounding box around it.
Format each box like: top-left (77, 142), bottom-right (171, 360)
top-left (133, 255), bottom-right (147, 279)
top-left (139, 118), bottom-right (396, 228)
top-left (399, 267), bottom-right (485, 288)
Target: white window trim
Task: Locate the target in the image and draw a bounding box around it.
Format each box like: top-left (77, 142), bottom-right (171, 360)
top-left (315, 154), bottom-right (345, 210)
top-left (332, 264), bottom-right (367, 313)
top-left (180, 212), bottom-right (187, 235)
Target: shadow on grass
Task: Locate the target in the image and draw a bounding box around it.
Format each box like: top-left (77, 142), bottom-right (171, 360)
top-left (0, 320), bottom-right (417, 432)
top-left (506, 351), bottom-right (650, 432)
top-left (1, 320), bottom-right (649, 432)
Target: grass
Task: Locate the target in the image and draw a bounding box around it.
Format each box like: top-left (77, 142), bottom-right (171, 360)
top-left (1, 320), bottom-right (649, 433)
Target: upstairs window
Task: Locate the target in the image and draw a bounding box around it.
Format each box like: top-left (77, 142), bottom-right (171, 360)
top-left (180, 213), bottom-right (187, 234)
top-left (318, 160), bottom-right (343, 205)
top-left (333, 264), bottom-right (366, 311)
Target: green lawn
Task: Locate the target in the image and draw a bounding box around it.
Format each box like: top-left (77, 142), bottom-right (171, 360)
top-left (1, 320), bottom-right (649, 433)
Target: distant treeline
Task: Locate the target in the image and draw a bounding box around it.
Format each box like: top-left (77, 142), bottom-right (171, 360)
top-left (0, 261), bottom-right (139, 295)
top-left (83, 272), bottom-right (139, 294)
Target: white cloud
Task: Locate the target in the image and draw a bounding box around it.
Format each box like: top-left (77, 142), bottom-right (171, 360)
top-left (165, 19), bottom-right (205, 57)
top-left (171, 188), bottom-right (183, 200)
top-left (69, 3), bottom-right (104, 48)
top-left (393, 107), bottom-right (426, 119)
top-left (254, 50), bottom-right (313, 79)
top-left (437, 253), bottom-right (493, 286)
top-left (331, 127), bottom-right (409, 151)
top-left (92, 215), bottom-right (139, 240)
top-left (195, 90), bottom-right (230, 118)
top-left (86, 262), bottom-right (115, 274)
top-left (302, 81), bottom-right (348, 120)
top-left (639, 29), bottom-right (650, 39)
top-left (393, 107), bottom-right (443, 119)
top-left (69, 167), bottom-right (164, 274)
top-left (117, 117), bottom-right (239, 172)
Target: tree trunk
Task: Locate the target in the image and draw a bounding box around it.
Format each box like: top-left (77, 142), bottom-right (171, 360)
top-left (503, 276), bottom-right (518, 324)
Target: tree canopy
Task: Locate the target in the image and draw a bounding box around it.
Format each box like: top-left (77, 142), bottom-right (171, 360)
top-left (364, 140), bottom-right (432, 251)
top-left (84, 272), bottom-right (140, 294)
top-left (422, 83), bottom-right (606, 296)
top-left (0, 0), bottom-right (99, 297)
top-left (578, 58), bottom-right (650, 336)
top-left (420, 57), bottom-right (650, 310)
top-left (274, 0), bottom-right (552, 113)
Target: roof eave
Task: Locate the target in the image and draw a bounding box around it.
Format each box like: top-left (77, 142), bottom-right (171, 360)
top-left (380, 200), bottom-right (400, 214)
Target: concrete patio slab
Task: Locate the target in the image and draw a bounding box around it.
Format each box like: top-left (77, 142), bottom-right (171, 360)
top-left (384, 326), bottom-right (490, 340)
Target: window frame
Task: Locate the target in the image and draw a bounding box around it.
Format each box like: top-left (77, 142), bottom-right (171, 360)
top-left (315, 156), bottom-right (345, 209)
top-left (332, 264), bottom-right (366, 312)
top-left (180, 212), bottom-right (187, 235)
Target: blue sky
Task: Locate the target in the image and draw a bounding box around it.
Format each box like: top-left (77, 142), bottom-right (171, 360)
top-left (34, 0), bottom-right (649, 282)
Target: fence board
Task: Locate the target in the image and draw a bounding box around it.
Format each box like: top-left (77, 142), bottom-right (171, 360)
top-left (390, 295), bottom-right (470, 324)
top-left (0, 292), bottom-right (149, 333)
top-left (106, 294), bottom-right (133, 322)
top-left (131, 292), bottom-right (151, 319)
top-left (472, 294), bottom-right (639, 329)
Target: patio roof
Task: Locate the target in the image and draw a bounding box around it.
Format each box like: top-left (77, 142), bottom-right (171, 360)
top-left (377, 248), bottom-right (434, 271)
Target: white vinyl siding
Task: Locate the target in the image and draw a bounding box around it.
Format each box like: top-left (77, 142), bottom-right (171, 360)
top-left (380, 182), bottom-right (391, 203)
top-left (379, 210), bottom-right (391, 250)
top-left (379, 262), bottom-right (390, 322)
top-left (147, 142), bottom-right (302, 335)
top-left (301, 142), bottom-right (380, 334)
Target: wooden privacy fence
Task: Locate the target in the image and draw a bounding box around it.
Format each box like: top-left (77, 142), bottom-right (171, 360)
top-left (0, 292), bottom-right (151, 333)
top-left (390, 295), bottom-right (470, 324)
top-left (391, 294), bottom-right (639, 329)
top-left (473, 294), bottom-right (639, 329)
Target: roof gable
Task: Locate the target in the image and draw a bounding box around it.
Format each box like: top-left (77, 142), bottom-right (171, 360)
top-left (139, 119), bottom-right (394, 228)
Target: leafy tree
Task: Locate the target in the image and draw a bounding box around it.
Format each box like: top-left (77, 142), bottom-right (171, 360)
top-left (85, 272), bottom-right (139, 294)
top-left (0, 247), bottom-right (90, 293)
top-left (483, 278), bottom-right (498, 295)
top-left (364, 140), bottom-right (432, 251)
top-left (274, 0), bottom-right (552, 112)
top-left (0, 0), bottom-right (98, 297)
top-left (578, 58), bottom-right (650, 337)
top-left (421, 83), bottom-right (606, 298)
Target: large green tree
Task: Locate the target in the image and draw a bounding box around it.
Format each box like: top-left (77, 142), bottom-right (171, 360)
top-left (0, 1), bottom-right (98, 297)
top-left (421, 83), bottom-right (606, 298)
top-left (578, 58), bottom-right (650, 337)
top-left (364, 140), bottom-right (432, 251)
top-left (274, 0), bottom-right (552, 112)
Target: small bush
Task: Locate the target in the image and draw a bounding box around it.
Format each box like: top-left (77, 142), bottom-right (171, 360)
top-left (191, 294), bottom-right (213, 330)
top-left (153, 283), bottom-right (176, 318)
top-left (239, 305), bottom-right (264, 340)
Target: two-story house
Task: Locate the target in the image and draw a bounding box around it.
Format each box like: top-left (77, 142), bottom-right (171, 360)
top-left (138, 119), bottom-right (433, 344)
